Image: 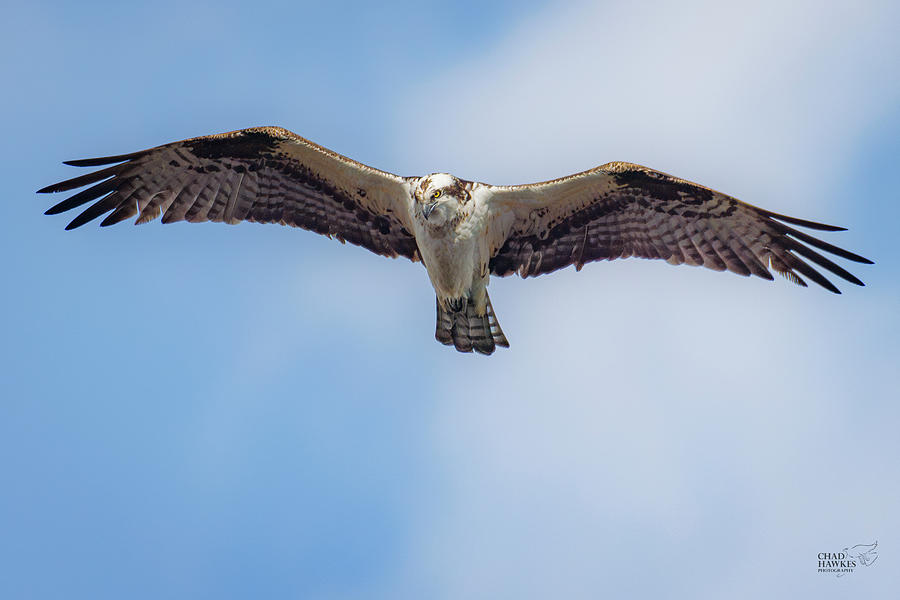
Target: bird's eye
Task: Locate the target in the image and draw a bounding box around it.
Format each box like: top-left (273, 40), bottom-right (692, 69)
top-left (432, 190), bottom-right (442, 199)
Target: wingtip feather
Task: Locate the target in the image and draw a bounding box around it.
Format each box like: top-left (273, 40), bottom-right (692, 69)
top-left (766, 212), bottom-right (847, 232)
top-left (62, 152), bottom-right (142, 167)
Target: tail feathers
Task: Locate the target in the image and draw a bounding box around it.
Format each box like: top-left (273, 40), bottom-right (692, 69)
top-left (435, 302), bottom-right (454, 346)
top-left (435, 293), bottom-right (509, 355)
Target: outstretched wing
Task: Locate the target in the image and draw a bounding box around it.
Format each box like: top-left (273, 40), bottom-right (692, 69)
top-left (39, 126), bottom-right (420, 261)
top-left (485, 162), bottom-right (871, 293)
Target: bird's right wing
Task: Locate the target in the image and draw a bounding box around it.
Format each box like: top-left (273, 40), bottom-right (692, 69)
top-left (39, 126), bottom-right (421, 261)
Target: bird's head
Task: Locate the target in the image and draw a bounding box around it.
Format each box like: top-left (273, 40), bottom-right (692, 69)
top-left (414, 173), bottom-right (472, 229)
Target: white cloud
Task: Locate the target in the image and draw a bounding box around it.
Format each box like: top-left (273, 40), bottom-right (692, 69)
top-left (385, 1), bottom-right (900, 597)
top-left (398, 0), bottom-right (899, 209)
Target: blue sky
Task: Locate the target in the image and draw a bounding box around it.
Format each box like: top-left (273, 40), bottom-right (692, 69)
top-left (2, 1), bottom-right (898, 598)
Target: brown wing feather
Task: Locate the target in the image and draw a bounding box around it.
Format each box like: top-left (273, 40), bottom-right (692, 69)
top-left (39, 126), bottom-right (420, 261)
top-left (487, 162), bottom-right (872, 293)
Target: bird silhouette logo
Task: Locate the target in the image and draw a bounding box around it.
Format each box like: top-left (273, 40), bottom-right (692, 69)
top-left (843, 541), bottom-right (878, 567)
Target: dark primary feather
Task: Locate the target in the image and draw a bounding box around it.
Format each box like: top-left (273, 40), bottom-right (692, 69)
top-left (490, 164), bottom-right (872, 293)
top-left (63, 151), bottom-right (146, 168)
top-left (38, 127), bottom-right (420, 261)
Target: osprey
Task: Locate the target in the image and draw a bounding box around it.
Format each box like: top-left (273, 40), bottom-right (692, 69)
top-left (40, 126), bottom-right (872, 355)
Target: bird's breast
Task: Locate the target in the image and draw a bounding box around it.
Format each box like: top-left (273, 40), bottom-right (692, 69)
top-left (417, 226), bottom-right (481, 299)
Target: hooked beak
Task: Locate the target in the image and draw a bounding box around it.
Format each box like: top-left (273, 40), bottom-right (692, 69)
top-left (423, 201), bottom-right (437, 220)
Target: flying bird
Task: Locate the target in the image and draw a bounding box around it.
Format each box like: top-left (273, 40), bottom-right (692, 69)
top-left (39, 126), bottom-right (872, 355)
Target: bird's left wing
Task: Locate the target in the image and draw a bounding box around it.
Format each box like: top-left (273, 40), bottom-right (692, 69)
top-left (39, 126), bottom-right (420, 260)
top-left (484, 162), bottom-right (872, 293)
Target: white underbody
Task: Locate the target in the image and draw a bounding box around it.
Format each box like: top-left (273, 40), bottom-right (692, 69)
top-left (418, 221), bottom-right (480, 299)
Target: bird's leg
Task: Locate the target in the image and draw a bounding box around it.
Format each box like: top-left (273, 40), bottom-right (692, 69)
top-left (446, 296), bottom-right (467, 313)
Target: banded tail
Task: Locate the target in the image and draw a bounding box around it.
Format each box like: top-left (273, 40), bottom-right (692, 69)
top-left (435, 293), bottom-right (510, 355)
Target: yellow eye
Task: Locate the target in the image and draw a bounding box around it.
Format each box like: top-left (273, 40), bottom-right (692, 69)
top-left (432, 190), bottom-right (442, 199)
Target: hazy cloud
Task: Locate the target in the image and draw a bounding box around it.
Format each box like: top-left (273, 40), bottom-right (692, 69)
top-left (387, 1), bottom-right (899, 597)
